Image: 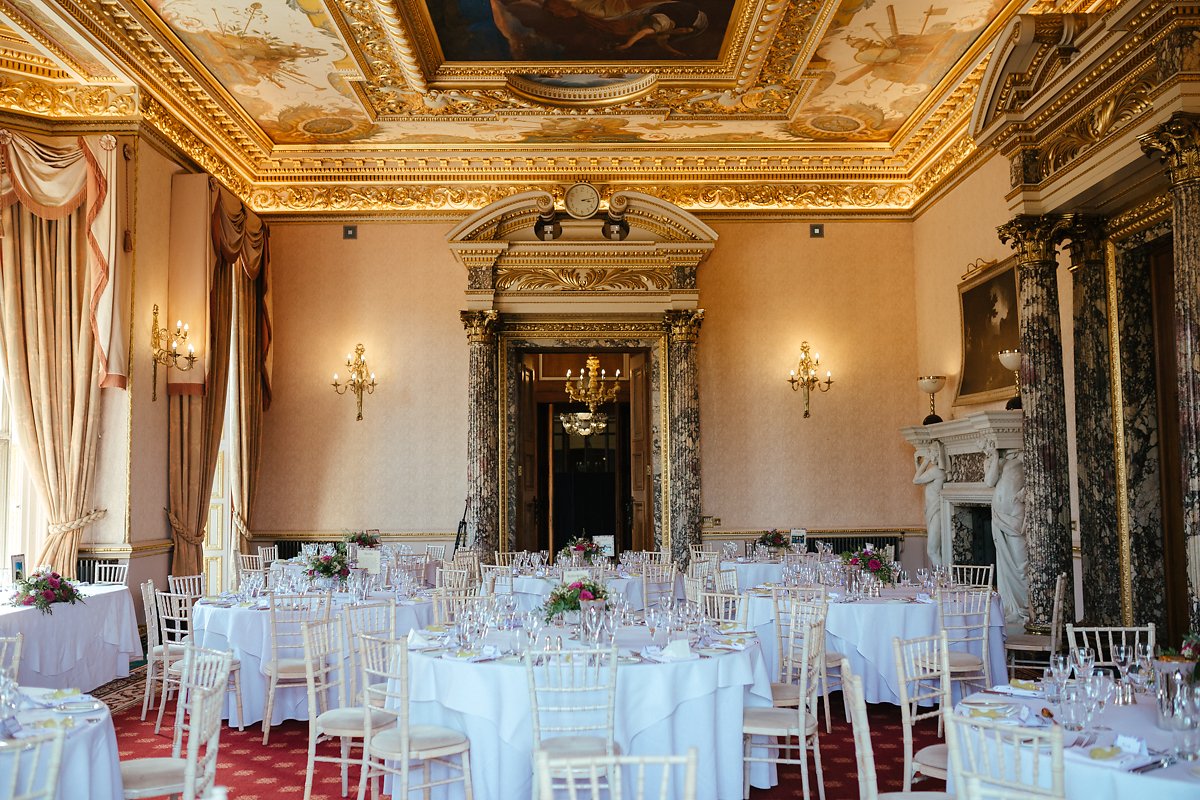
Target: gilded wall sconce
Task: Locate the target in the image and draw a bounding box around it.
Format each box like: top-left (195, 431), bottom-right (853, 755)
top-left (787, 342), bottom-right (833, 418)
top-left (150, 303), bottom-right (197, 401)
top-left (332, 343), bottom-right (377, 421)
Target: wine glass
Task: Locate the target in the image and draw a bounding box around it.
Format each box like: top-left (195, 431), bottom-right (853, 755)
top-left (1050, 653), bottom-right (1072, 686)
top-left (1072, 646), bottom-right (1095, 679)
top-left (1111, 644), bottom-right (1132, 686)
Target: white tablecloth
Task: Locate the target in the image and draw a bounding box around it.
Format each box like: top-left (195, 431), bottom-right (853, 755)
top-left (721, 561), bottom-right (785, 591)
top-left (0, 686), bottom-right (123, 800)
top-left (951, 688), bottom-right (1200, 799)
top-left (745, 587), bottom-right (1007, 704)
top-left (192, 592), bottom-right (433, 725)
top-left (0, 585), bottom-right (142, 692)
top-left (402, 627), bottom-right (776, 799)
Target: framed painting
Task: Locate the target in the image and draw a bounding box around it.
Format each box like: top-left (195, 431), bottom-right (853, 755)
top-left (9, 553), bottom-right (24, 582)
top-left (954, 257), bottom-right (1020, 406)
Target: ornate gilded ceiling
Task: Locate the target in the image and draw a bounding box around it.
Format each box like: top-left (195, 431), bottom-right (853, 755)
top-left (0, 0), bottom-right (1031, 215)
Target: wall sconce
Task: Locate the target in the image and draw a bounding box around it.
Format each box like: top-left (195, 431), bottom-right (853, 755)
top-left (787, 341), bottom-right (833, 418)
top-left (150, 303), bottom-right (196, 401)
top-left (332, 343), bottom-right (377, 421)
top-left (997, 349), bottom-right (1022, 410)
top-left (917, 375), bottom-right (947, 424)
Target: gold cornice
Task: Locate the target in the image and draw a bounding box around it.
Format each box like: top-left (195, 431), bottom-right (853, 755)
top-left (79, 538), bottom-right (172, 556)
top-left (0, 0), bottom-right (120, 83)
top-left (1104, 192), bottom-right (1172, 241)
top-left (0, 74), bottom-right (137, 118)
top-left (495, 267), bottom-right (672, 292)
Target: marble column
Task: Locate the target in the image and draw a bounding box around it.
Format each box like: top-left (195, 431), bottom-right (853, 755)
top-left (1063, 216), bottom-right (1120, 624)
top-left (665, 309), bottom-right (704, 566)
top-left (461, 310), bottom-right (500, 556)
top-left (1141, 112), bottom-right (1200, 627)
top-left (997, 215), bottom-right (1075, 632)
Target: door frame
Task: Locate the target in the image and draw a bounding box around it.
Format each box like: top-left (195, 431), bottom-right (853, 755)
top-left (499, 321), bottom-right (670, 554)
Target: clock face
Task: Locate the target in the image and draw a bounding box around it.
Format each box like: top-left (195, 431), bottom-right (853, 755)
top-left (564, 183), bottom-right (600, 219)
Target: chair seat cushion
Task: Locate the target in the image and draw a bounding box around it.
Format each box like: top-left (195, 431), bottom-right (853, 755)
top-left (316, 706), bottom-right (397, 736)
top-left (743, 707), bottom-right (817, 736)
top-left (1005, 633), bottom-right (1051, 651)
top-left (371, 724), bottom-right (469, 759)
top-left (120, 757), bottom-right (186, 797)
top-left (770, 681), bottom-right (801, 706)
top-left (946, 652), bottom-right (984, 671)
top-left (264, 658), bottom-right (307, 677)
top-left (915, 743), bottom-right (949, 774)
top-left (537, 736), bottom-right (621, 758)
top-left (167, 657), bottom-right (241, 675)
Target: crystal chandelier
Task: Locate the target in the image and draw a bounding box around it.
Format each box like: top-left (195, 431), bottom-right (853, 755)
top-left (558, 411), bottom-right (609, 437)
top-left (565, 355), bottom-right (620, 411)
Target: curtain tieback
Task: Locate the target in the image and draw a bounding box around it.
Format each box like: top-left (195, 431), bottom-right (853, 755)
top-left (232, 509), bottom-right (252, 541)
top-left (165, 509), bottom-right (205, 545)
top-left (47, 508), bottom-right (106, 535)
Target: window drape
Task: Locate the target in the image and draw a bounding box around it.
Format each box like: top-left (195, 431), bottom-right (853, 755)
top-left (0, 130), bottom-right (121, 576)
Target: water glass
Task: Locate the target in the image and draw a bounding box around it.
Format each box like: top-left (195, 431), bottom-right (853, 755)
top-left (1059, 687), bottom-right (1090, 731)
top-left (1042, 668), bottom-right (1063, 707)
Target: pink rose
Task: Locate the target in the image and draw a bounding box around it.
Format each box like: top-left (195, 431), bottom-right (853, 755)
top-left (50, 573), bottom-right (60, 579)
top-left (574, 544), bottom-right (585, 551)
top-left (22, 596), bottom-right (34, 606)
top-left (339, 568), bottom-right (349, 577)
top-left (46, 577), bottom-right (60, 589)
top-left (579, 590), bottom-right (594, 600)
top-left (321, 555), bottom-right (331, 562)
top-left (868, 558), bottom-right (882, 571)
top-left (569, 581), bottom-right (583, 590)
top-left (41, 589), bottom-right (55, 601)
top-left (849, 557), bottom-right (859, 566)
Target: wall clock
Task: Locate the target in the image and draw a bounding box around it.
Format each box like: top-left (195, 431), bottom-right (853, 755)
top-left (563, 182), bottom-right (601, 219)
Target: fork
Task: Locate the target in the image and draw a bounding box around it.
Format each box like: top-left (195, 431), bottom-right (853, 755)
top-left (1132, 755), bottom-right (1177, 773)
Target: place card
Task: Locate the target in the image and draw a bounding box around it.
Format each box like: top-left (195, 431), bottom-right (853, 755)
top-left (1114, 734), bottom-right (1147, 756)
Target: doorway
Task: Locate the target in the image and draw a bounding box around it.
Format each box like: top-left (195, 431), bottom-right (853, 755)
top-left (514, 351), bottom-right (655, 557)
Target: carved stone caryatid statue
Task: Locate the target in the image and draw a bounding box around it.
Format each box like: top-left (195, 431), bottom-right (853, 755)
top-left (984, 441), bottom-right (1029, 625)
top-left (913, 440), bottom-right (947, 565)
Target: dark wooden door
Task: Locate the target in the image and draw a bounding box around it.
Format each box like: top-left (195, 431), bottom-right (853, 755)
top-left (517, 355), bottom-right (539, 552)
top-left (628, 351), bottom-right (653, 552)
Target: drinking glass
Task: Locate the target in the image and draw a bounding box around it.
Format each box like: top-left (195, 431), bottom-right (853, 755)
top-left (1042, 667), bottom-right (1063, 707)
top-left (1082, 674), bottom-right (1111, 713)
top-left (1059, 686), bottom-right (1090, 732)
top-left (1072, 646), bottom-right (1095, 679)
top-left (1111, 644), bottom-right (1132, 686)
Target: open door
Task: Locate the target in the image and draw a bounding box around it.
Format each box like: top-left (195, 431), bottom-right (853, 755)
top-left (628, 351), bottom-right (653, 551)
top-left (517, 355), bottom-right (539, 552)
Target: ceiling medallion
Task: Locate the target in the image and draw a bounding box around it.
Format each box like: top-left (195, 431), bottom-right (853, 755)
top-left (506, 74), bottom-right (658, 108)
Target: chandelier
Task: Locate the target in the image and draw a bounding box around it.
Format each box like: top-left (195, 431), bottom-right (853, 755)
top-left (558, 411), bottom-right (609, 437)
top-left (565, 355), bottom-right (620, 411)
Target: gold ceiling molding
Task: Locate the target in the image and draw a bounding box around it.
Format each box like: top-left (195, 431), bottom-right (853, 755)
top-left (0, 46), bottom-right (73, 81)
top-left (1038, 75), bottom-right (1154, 178)
top-left (495, 267), bottom-right (672, 293)
top-left (619, 183), bottom-right (915, 212)
top-left (0, 0), bottom-right (119, 83)
top-left (140, 95), bottom-right (248, 198)
top-left (0, 73), bottom-right (136, 117)
top-left (1104, 192), bottom-right (1171, 241)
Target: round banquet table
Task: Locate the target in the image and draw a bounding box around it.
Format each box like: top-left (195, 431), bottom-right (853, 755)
top-left (399, 626), bottom-right (776, 799)
top-left (721, 560), bottom-right (785, 592)
top-left (745, 586), bottom-right (1007, 705)
top-left (0, 686), bottom-right (123, 800)
top-left (949, 684), bottom-right (1200, 799)
top-left (0, 584), bottom-right (143, 692)
top-left (192, 592), bottom-right (433, 725)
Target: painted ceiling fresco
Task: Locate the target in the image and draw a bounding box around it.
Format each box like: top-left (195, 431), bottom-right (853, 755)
top-left (106, 0), bottom-right (1010, 147)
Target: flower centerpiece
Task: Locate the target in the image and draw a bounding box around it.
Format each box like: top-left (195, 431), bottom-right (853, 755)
top-left (345, 530), bottom-right (381, 548)
top-left (559, 537), bottom-right (604, 565)
top-left (757, 529), bottom-right (789, 552)
top-left (543, 579), bottom-right (608, 623)
top-left (11, 568), bottom-right (84, 615)
top-left (306, 544), bottom-right (350, 588)
top-left (841, 543), bottom-right (894, 584)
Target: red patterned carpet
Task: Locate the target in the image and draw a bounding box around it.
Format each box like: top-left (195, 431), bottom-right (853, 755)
top-left (111, 695), bottom-right (946, 799)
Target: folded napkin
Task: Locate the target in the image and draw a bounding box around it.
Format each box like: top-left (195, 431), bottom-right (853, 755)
top-left (441, 645), bottom-right (500, 662)
top-left (714, 637), bottom-right (749, 651)
top-left (914, 593), bottom-right (935, 604)
top-left (959, 703), bottom-right (1047, 727)
top-left (12, 715), bottom-right (75, 738)
top-left (653, 639), bottom-right (699, 662)
top-left (1064, 745), bottom-right (1155, 771)
top-left (406, 629), bottom-right (438, 650)
top-left (991, 681), bottom-right (1043, 698)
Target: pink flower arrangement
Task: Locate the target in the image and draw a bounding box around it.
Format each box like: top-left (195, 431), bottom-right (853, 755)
top-left (840, 544), bottom-right (894, 584)
top-left (544, 578), bottom-right (608, 622)
top-left (11, 568), bottom-right (84, 615)
top-left (560, 537), bottom-right (604, 564)
top-left (305, 544), bottom-right (350, 582)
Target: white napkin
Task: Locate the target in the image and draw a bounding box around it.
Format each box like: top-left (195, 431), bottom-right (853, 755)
top-left (714, 637), bottom-right (749, 651)
top-left (914, 593), bottom-right (935, 604)
top-left (1064, 744), bottom-right (1155, 771)
top-left (657, 639), bottom-right (699, 662)
top-left (441, 645), bottom-right (500, 662)
top-left (407, 629), bottom-right (437, 650)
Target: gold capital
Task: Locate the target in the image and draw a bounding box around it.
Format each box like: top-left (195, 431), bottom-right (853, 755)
top-left (1140, 112), bottom-right (1200, 187)
top-left (997, 214), bottom-right (1068, 266)
top-left (460, 310), bottom-right (500, 343)
top-left (664, 309), bottom-right (704, 343)
top-left (1060, 214), bottom-right (1106, 273)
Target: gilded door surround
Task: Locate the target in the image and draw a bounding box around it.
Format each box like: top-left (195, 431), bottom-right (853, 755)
top-left (449, 192), bottom-right (715, 559)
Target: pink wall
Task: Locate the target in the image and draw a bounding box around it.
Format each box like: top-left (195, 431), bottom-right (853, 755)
top-left (256, 223), bottom-right (468, 532)
top-left (698, 219), bottom-right (923, 529)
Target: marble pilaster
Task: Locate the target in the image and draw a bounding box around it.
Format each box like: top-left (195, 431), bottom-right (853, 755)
top-left (665, 310), bottom-right (704, 566)
top-left (461, 310), bottom-right (500, 556)
top-left (1114, 231), bottom-right (1169, 631)
top-left (1064, 217), bottom-right (1120, 624)
top-left (998, 215), bottom-right (1075, 632)
top-left (1141, 112), bottom-right (1200, 627)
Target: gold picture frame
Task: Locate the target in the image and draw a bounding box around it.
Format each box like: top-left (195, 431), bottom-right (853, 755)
top-left (954, 256), bottom-right (1020, 406)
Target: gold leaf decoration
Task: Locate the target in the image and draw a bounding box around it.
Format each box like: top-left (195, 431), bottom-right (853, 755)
top-left (1039, 78), bottom-right (1154, 178)
top-left (495, 267), bottom-right (672, 292)
top-left (0, 77), bottom-right (137, 117)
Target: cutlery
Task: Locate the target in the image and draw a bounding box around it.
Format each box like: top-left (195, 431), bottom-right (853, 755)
top-left (1132, 756), bottom-right (1177, 773)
